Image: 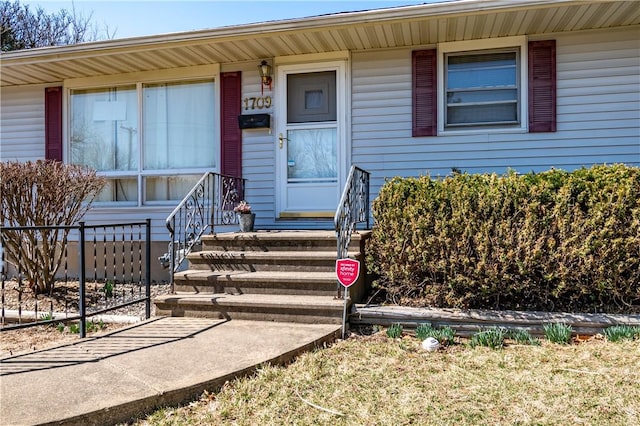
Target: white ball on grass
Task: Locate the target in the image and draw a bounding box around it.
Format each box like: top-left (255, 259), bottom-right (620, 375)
top-left (422, 336), bottom-right (440, 351)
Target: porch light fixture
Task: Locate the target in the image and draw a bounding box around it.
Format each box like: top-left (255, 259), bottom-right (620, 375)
top-left (258, 60), bottom-right (272, 94)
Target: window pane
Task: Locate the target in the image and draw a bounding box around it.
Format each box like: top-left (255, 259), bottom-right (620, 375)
top-left (94, 178), bottom-right (138, 203)
top-left (448, 103), bottom-right (518, 125)
top-left (447, 89), bottom-right (517, 105)
top-left (448, 52), bottom-right (517, 89)
top-left (143, 80), bottom-right (216, 170)
top-left (70, 86), bottom-right (138, 171)
top-left (305, 90), bottom-right (324, 109)
top-left (145, 175), bottom-right (201, 202)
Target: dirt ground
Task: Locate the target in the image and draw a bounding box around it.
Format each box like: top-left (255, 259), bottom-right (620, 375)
top-left (1, 279), bottom-right (171, 357)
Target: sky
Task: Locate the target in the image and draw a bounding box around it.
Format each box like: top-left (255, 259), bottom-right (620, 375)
top-left (23, 0), bottom-right (441, 40)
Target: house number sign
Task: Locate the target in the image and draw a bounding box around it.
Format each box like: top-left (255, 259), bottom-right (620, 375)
top-left (243, 96), bottom-right (272, 111)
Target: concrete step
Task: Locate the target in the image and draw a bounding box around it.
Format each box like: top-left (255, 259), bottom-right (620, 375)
top-left (186, 250), bottom-right (362, 273)
top-left (154, 293), bottom-right (346, 324)
top-left (173, 270), bottom-right (340, 296)
top-left (201, 230), bottom-right (370, 252)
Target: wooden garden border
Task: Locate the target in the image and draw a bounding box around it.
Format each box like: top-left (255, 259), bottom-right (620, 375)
top-left (350, 304), bottom-right (640, 337)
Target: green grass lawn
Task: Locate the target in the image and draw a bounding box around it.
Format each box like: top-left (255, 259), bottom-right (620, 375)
top-left (130, 331), bottom-right (640, 425)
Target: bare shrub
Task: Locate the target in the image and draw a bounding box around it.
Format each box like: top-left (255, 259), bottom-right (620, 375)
top-left (1, 160), bottom-right (105, 294)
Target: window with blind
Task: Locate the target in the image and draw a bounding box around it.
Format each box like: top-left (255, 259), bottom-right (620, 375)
top-left (445, 49), bottom-right (519, 128)
top-left (412, 37), bottom-right (556, 136)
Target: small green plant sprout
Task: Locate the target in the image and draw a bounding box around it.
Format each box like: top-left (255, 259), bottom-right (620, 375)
top-left (69, 323), bottom-right (80, 334)
top-left (604, 325), bottom-right (640, 342)
top-left (470, 327), bottom-right (507, 349)
top-left (432, 326), bottom-right (456, 346)
top-left (506, 329), bottom-right (541, 346)
top-left (90, 319), bottom-right (106, 332)
top-left (39, 312), bottom-right (54, 322)
top-left (415, 323), bottom-right (433, 340)
top-left (101, 280), bottom-right (114, 298)
top-left (56, 322), bottom-right (65, 333)
top-left (386, 323), bottom-right (403, 339)
top-left (543, 322), bottom-right (573, 344)
top-left (415, 323), bottom-right (456, 346)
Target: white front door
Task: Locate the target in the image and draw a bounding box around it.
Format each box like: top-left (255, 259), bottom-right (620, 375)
top-left (276, 61), bottom-right (347, 218)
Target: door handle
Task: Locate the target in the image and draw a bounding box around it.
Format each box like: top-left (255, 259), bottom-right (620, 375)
top-left (278, 133), bottom-right (288, 149)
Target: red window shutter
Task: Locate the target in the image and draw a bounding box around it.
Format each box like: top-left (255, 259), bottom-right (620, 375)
top-left (412, 49), bottom-right (437, 137)
top-left (220, 71), bottom-right (242, 177)
top-left (528, 40), bottom-right (556, 133)
top-left (45, 87), bottom-right (63, 161)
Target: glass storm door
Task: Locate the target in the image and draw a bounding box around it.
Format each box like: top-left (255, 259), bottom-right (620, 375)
top-left (277, 63), bottom-right (345, 217)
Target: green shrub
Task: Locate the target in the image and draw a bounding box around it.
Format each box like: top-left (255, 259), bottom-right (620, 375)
top-left (367, 164), bottom-right (640, 313)
top-left (543, 323), bottom-right (573, 344)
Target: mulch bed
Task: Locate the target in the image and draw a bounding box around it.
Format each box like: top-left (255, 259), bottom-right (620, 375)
top-left (1, 279), bottom-right (171, 357)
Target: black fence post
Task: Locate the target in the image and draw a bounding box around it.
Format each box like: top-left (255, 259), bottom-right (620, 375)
top-left (145, 218), bottom-right (151, 319)
top-left (78, 222), bottom-right (86, 338)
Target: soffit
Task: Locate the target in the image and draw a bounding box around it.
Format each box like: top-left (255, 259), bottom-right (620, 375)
top-left (1, 0), bottom-right (639, 87)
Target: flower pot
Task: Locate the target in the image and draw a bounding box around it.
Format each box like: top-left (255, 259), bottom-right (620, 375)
top-left (238, 213), bottom-right (256, 232)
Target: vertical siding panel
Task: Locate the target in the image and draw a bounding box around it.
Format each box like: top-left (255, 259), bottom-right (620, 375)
top-left (223, 63), bottom-right (278, 227)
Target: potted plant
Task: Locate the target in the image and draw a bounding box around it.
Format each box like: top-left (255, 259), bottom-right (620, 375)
top-left (234, 200), bottom-right (255, 232)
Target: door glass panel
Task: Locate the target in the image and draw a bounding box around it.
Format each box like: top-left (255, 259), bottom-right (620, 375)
top-left (287, 128), bottom-right (337, 182)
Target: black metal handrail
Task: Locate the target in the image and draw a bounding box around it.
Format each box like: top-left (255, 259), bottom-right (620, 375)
top-left (161, 172), bottom-right (245, 289)
top-left (334, 165), bottom-right (370, 274)
top-left (1, 220), bottom-right (152, 338)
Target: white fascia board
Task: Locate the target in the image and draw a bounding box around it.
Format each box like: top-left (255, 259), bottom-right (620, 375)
top-left (0, 0), bottom-right (594, 64)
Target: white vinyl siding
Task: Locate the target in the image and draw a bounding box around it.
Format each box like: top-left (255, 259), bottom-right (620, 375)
top-left (0, 85), bottom-right (46, 161)
top-left (226, 62), bottom-right (277, 229)
top-left (351, 27), bottom-right (640, 199)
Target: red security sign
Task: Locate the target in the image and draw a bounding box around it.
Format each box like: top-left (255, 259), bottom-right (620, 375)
top-left (336, 258), bottom-right (360, 288)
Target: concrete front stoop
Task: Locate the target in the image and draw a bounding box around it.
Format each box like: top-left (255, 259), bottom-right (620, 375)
top-left (154, 230), bottom-right (371, 325)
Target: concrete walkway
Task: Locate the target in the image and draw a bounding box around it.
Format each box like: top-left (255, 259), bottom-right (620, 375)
top-left (0, 317), bottom-right (341, 426)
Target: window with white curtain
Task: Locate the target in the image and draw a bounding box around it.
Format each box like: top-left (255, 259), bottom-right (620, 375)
top-left (70, 79), bottom-right (217, 205)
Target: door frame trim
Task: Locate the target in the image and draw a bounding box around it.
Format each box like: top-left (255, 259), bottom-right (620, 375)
top-left (274, 58), bottom-right (351, 218)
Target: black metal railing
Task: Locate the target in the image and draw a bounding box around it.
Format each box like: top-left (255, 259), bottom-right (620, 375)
top-left (334, 165), bottom-right (370, 294)
top-left (0, 220), bottom-right (152, 338)
top-left (160, 172), bottom-right (246, 289)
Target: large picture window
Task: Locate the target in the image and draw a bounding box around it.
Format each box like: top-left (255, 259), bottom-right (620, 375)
top-left (70, 79), bottom-right (217, 205)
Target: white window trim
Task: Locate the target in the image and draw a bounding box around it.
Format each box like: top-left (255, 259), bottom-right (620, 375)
top-left (437, 36), bottom-right (528, 135)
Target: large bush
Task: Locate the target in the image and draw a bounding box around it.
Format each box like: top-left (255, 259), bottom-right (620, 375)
top-left (1, 160), bottom-right (105, 294)
top-left (368, 164), bottom-right (640, 313)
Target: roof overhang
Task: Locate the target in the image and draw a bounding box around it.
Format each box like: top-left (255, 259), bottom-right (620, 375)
top-left (1, 0), bottom-right (639, 87)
